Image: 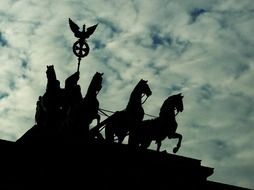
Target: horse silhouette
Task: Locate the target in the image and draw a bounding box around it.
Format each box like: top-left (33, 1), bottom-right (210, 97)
top-left (17, 65), bottom-right (64, 143)
top-left (136, 93), bottom-right (184, 153)
top-left (42, 65), bottom-right (64, 127)
top-left (90, 79), bottom-right (152, 145)
top-left (67, 72), bottom-right (103, 142)
top-left (62, 71), bottom-right (83, 117)
top-left (35, 96), bottom-right (46, 127)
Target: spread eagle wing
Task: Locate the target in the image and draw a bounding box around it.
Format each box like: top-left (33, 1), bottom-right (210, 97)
top-left (85, 24), bottom-right (98, 38)
top-left (69, 18), bottom-right (82, 38)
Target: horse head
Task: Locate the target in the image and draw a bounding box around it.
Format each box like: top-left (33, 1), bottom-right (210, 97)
top-left (138, 79), bottom-right (152, 99)
top-left (45, 65), bottom-right (59, 91)
top-left (46, 65), bottom-right (56, 81)
top-left (88, 72), bottom-right (103, 95)
top-left (93, 72), bottom-right (103, 94)
top-left (160, 93), bottom-right (184, 117)
top-left (172, 93), bottom-right (184, 113)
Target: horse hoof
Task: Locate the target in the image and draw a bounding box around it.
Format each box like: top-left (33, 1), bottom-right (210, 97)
top-left (173, 147), bottom-right (178, 153)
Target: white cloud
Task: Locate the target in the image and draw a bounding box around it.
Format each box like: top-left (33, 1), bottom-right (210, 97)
top-left (0, 0), bottom-right (253, 188)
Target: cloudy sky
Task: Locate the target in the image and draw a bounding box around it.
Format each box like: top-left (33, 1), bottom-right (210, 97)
top-left (0, 0), bottom-right (254, 188)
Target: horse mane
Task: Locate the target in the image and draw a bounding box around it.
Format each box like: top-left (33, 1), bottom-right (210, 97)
top-left (159, 93), bottom-right (183, 117)
top-left (127, 79), bottom-right (149, 106)
top-left (132, 79), bottom-right (147, 94)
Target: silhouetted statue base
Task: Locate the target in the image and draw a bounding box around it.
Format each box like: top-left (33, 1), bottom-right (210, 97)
top-left (0, 141), bottom-right (248, 189)
top-left (0, 142), bottom-right (213, 189)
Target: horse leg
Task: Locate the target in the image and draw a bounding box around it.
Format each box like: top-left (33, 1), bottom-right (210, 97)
top-left (105, 124), bottom-right (115, 143)
top-left (156, 140), bottom-right (162, 151)
top-left (128, 129), bottom-right (140, 148)
top-left (117, 134), bottom-right (125, 144)
top-left (96, 114), bottom-right (101, 125)
top-left (170, 133), bottom-right (182, 153)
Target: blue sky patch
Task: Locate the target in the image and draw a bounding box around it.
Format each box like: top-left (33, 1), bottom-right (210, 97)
top-left (0, 92), bottom-right (9, 99)
top-left (190, 8), bottom-right (207, 23)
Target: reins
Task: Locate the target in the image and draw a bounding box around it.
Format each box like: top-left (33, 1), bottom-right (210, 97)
top-left (98, 108), bottom-right (157, 118)
top-left (141, 94), bottom-right (149, 105)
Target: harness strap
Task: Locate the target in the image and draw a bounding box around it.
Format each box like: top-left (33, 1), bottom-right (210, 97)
top-left (98, 109), bottom-right (110, 117)
top-left (141, 95), bottom-right (148, 105)
top-left (98, 107), bottom-right (157, 118)
top-left (175, 109), bottom-right (179, 116)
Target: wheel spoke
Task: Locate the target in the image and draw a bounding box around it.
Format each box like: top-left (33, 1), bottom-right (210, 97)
top-left (73, 40), bottom-right (89, 58)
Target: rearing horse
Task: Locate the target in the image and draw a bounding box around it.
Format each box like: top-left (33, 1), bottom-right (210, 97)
top-left (136, 93), bottom-right (184, 153)
top-left (91, 79), bottom-right (152, 145)
top-left (41, 65), bottom-right (63, 127)
top-left (81, 72), bottom-right (103, 126)
top-left (68, 72), bottom-right (103, 141)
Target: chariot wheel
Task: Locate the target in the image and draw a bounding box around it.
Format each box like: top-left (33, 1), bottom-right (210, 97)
top-left (73, 40), bottom-right (90, 58)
